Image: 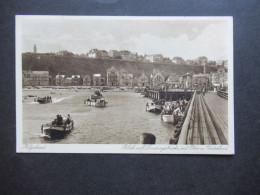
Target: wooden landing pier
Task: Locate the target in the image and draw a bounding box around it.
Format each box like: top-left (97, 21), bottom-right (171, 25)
top-left (176, 91), bottom-right (228, 145)
top-left (147, 89), bottom-right (193, 101)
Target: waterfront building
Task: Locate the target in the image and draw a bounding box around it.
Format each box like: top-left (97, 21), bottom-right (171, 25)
top-left (138, 73), bottom-right (149, 87)
top-left (150, 69), bottom-right (167, 87)
top-left (101, 77), bottom-right (106, 86)
top-left (93, 74), bottom-right (102, 86)
top-left (55, 74), bottom-right (66, 86)
top-left (166, 73), bottom-right (180, 87)
top-left (211, 66), bottom-right (228, 88)
top-left (72, 75), bottom-right (82, 86)
top-left (119, 69), bottom-right (133, 86)
top-left (179, 73), bottom-right (193, 89)
top-left (132, 77), bottom-right (138, 86)
top-left (172, 57), bottom-right (185, 64)
top-left (107, 66), bottom-right (120, 86)
top-left (192, 73), bottom-right (210, 90)
top-left (22, 70), bottom-right (50, 86)
top-left (65, 77), bottom-right (73, 86)
top-left (83, 74), bottom-right (91, 86)
top-left (119, 50), bottom-right (132, 60)
top-left (108, 50), bottom-right (120, 58)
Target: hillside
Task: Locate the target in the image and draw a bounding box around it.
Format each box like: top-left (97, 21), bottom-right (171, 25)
top-left (22, 53), bottom-right (206, 78)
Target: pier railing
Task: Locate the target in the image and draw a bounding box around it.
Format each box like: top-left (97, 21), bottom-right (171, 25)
top-left (177, 91), bottom-right (196, 144)
top-left (217, 90), bottom-right (228, 99)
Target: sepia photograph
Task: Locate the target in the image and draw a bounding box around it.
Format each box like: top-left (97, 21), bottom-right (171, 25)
top-left (16, 16), bottom-right (234, 154)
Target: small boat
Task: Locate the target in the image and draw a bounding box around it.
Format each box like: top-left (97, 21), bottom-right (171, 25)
top-left (161, 103), bottom-right (177, 123)
top-left (84, 91), bottom-right (108, 107)
top-left (28, 95), bottom-right (37, 97)
top-left (41, 116), bottom-right (74, 139)
top-left (161, 101), bottom-right (187, 124)
top-left (35, 96), bottom-right (52, 104)
top-left (84, 98), bottom-right (108, 107)
top-left (50, 92), bottom-right (56, 94)
top-left (146, 100), bottom-right (163, 113)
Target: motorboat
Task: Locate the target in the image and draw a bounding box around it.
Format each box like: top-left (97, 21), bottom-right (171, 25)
top-left (35, 96), bottom-right (52, 104)
top-left (84, 98), bottom-right (108, 107)
top-left (146, 100), bottom-right (163, 113)
top-left (161, 100), bottom-right (187, 124)
top-left (41, 115), bottom-right (74, 139)
top-left (84, 91), bottom-right (108, 107)
top-left (161, 104), bottom-right (175, 123)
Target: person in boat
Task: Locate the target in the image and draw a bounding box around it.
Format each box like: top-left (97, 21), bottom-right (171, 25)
top-left (52, 118), bottom-right (57, 126)
top-left (66, 114), bottom-right (72, 125)
top-left (57, 115), bottom-right (63, 126)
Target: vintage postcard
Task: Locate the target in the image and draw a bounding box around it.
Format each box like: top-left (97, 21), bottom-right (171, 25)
top-left (16, 16), bottom-right (234, 154)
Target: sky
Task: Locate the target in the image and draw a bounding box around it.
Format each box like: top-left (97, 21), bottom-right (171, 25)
top-left (19, 16), bottom-right (233, 61)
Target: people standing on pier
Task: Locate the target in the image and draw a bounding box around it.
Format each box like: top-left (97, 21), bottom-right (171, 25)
top-left (202, 87), bottom-right (205, 96)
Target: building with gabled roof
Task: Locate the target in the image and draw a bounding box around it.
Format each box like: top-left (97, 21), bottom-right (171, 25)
top-left (150, 69), bottom-right (169, 87)
top-left (83, 74), bottom-right (91, 86)
top-left (138, 73), bottom-right (149, 87)
top-left (107, 66), bottom-right (120, 86)
top-left (56, 73), bottom-right (66, 85)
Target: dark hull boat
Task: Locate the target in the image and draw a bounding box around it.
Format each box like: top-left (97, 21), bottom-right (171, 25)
top-left (146, 102), bottom-right (162, 113)
top-left (41, 120), bottom-right (74, 139)
top-left (36, 97), bottom-right (52, 104)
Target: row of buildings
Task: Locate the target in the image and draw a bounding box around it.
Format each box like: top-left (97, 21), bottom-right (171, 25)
top-left (56, 48), bottom-right (228, 66)
top-left (31, 45), bottom-right (228, 66)
top-left (22, 66), bottom-right (228, 90)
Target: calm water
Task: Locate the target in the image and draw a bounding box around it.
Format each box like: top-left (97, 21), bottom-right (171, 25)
top-left (22, 88), bottom-right (175, 144)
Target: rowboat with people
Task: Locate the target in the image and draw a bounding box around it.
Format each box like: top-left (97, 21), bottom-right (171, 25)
top-left (41, 114), bottom-right (74, 139)
top-left (84, 91), bottom-right (108, 107)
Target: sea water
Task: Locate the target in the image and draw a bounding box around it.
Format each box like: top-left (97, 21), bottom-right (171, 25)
top-left (22, 88), bottom-right (175, 144)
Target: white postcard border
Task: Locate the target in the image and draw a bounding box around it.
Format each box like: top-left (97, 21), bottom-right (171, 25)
top-left (16, 15), bottom-right (234, 154)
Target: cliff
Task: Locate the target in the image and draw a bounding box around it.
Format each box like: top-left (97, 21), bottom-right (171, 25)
top-left (22, 53), bottom-right (206, 78)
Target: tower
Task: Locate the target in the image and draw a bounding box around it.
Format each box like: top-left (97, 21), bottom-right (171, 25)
top-left (34, 44), bottom-right (37, 53)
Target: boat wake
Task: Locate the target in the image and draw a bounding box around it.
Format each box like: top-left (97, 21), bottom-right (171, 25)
top-left (40, 133), bottom-right (49, 138)
top-left (52, 96), bottom-right (74, 103)
top-left (28, 101), bottom-right (38, 104)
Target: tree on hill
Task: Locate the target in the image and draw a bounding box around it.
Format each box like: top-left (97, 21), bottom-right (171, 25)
top-left (197, 56), bottom-right (208, 65)
top-left (172, 57), bottom-right (185, 65)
